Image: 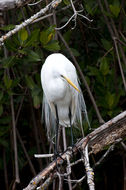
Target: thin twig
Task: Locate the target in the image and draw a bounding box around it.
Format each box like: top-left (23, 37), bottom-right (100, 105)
top-left (53, 10), bottom-right (58, 40)
top-left (94, 144), bottom-right (115, 167)
top-left (56, 0), bottom-right (92, 30)
top-left (17, 130), bottom-right (37, 176)
top-left (4, 45), bottom-right (20, 184)
top-left (98, 0), bottom-right (126, 94)
top-left (70, 158), bottom-right (84, 167)
top-left (34, 154), bottom-right (54, 158)
top-left (29, 93), bottom-right (43, 170)
top-left (15, 88), bottom-right (27, 125)
top-left (28, 0), bottom-right (43, 6)
top-left (56, 172), bottom-right (62, 190)
top-left (3, 149), bottom-right (9, 190)
top-left (121, 142), bottom-right (126, 151)
top-left (119, 31), bottom-right (126, 43)
top-left (10, 95), bottom-right (20, 183)
top-left (31, 0), bottom-right (78, 24)
top-left (113, 37), bottom-right (126, 92)
top-left (115, 37), bottom-right (126, 47)
top-left (101, 47), bottom-right (113, 59)
top-left (103, 0), bottom-right (126, 67)
top-left (14, 88), bottom-right (36, 176)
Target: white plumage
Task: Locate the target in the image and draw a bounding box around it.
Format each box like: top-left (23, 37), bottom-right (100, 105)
top-left (41, 53), bottom-right (89, 140)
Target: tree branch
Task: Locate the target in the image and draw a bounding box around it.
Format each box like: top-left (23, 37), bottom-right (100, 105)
top-left (23, 111), bottom-right (126, 190)
top-left (0, 0), bottom-right (32, 11)
top-left (0, 0), bottom-right (62, 46)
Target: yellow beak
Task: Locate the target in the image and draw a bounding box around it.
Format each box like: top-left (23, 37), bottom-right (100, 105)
top-left (63, 76), bottom-right (80, 93)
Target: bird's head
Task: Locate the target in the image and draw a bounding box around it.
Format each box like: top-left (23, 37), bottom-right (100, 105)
top-left (60, 75), bottom-right (80, 93)
top-left (52, 66), bottom-right (80, 93)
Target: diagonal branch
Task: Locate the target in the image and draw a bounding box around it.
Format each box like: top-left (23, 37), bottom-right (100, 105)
top-left (0, 0), bottom-right (62, 46)
top-left (23, 111), bottom-right (126, 190)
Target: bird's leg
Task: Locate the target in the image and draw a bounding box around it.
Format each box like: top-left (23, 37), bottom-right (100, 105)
top-left (54, 105), bottom-right (65, 161)
top-left (55, 104), bottom-right (59, 157)
top-left (54, 105), bottom-right (65, 171)
top-left (69, 107), bottom-right (76, 162)
top-left (69, 107), bottom-right (74, 147)
top-left (54, 104), bottom-right (59, 170)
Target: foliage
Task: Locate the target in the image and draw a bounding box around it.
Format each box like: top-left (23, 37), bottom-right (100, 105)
top-left (0, 0), bottom-right (126, 189)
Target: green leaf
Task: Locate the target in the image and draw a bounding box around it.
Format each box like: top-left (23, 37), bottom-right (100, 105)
top-left (2, 56), bottom-right (15, 68)
top-left (85, 1), bottom-right (97, 16)
top-left (0, 24), bottom-right (15, 31)
top-left (27, 50), bottom-right (41, 62)
top-left (18, 28), bottom-right (28, 42)
top-left (101, 39), bottom-right (112, 51)
top-left (35, 73), bottom-right (41, 86)
top-left (109, 0), bottom-right (120, 17)
top-left (40, 31), bottom-right (50, 45)
top-left (31, 87), bottom-right (41, 97)
top-left (70, 48), bottom-right (80, 57)
top-left (85, 4), bottom-right (93, 15)
top-left (44, 40), bottom-right (60, 51)
top-left (85, 76), bottom-right (90, 86)
top-left (46, 25), bottom-right (55, 35)
top-left (40, 26), bottom-right (55, 45)
top-left (33, 95), bottom-right (40, 109)
top-left (63, 0), bottom-right (70, 5)
top-left (4, 75), bottom-right (12, 89)
top-left (109, 5), bottom-right (120, 17)
top-left (63, 30), bottom-right (72, 43)
top-left (88, 66), bottom-right (99, 76)
top-left (25, 29), bottom-right (40, 47)
top-left (25, 76), bottom-right (35, 90)
top-left (0, 105), bottom-right (3, 116)
top-left (11, 78), bottom-right (20, 88)
top-left (5, 39), bottom-right (17, 51)
top-left (100, 57), bottom-right (109, 75)
top-left (12, 35), bottom-right (20, 46)
top-left (105, 92), bottom-right (116, 109)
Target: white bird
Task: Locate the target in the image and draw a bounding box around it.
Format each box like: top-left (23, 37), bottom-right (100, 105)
top-left (41, 53), bottom-right (89, 153)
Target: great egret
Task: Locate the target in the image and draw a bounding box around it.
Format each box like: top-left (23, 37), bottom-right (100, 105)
top-left (41, 53), bottom-right (89, 154)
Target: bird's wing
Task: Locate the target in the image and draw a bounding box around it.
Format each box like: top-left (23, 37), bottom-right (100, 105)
top-left (42, 94), bottom-right (56, 142)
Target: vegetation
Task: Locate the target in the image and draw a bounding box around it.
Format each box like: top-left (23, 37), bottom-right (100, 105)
top-left (0, 0), bottom-right (126, 189)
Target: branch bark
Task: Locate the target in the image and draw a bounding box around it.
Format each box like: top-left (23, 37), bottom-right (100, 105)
top-left (23, 111), bottom-right (126, 190)
top-left (0, 0), bottom-right (32, 11)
